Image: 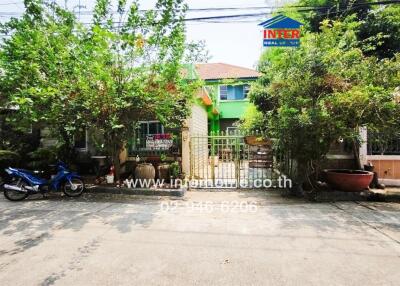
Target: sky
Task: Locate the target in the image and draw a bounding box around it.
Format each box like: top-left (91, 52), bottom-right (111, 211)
top-left (0, 0), bottom-right (293, 69)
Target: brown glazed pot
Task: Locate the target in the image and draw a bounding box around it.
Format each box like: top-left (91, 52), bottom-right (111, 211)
top-left (157, 163), bottom-right (170, 181)
top-left (134, 163), bottom-right (156, 181)
top-left (324, 169), bottom-right (374, 192)
top-left (244, 136), bottom-right (272, 146)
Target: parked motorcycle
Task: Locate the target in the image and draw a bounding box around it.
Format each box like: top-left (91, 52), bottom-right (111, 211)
top-left (0, 161), bottom-right (84, 201)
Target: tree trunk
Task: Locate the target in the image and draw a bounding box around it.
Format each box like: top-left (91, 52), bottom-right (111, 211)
top-left (59, 128), bottom-right (74, 163)
top-left (352, 139), bottom-right (362, 170)
top-left (110, 138), bottom-right (123, 182)
top-left (113, 146), bottom-right (122, 182)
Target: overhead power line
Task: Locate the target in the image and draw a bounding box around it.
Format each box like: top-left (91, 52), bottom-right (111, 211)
top-left (0, 0), bottom-right (399, 24)
top-left (0, 2), bottom-right (22, 5)
top-left (1, 1), bottom-right (399, 16)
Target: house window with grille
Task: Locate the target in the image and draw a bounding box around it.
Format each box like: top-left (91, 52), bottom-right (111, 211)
top-left (220, 85), bottom-right (228, 100)
top-left (220, 85), bottom-right (249, 100)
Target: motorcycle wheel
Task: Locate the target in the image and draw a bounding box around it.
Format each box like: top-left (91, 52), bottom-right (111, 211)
top-left (2, 180), bottom-right (29, 201)
top-left (63, 178), bottom-right (85, 197)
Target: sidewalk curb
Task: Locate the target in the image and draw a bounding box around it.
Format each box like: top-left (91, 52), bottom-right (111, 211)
top-left (310, 189), bottom-right (400, 202)
top-left (86, 186), bottom-right (186, 197)
top-left (369, 192), bottom-right (400, 202)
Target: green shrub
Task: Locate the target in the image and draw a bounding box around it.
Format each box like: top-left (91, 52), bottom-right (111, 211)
top-left (170, 161), bottom-right (180, 179)
top-left (28, 147), bottom-right (58, 169)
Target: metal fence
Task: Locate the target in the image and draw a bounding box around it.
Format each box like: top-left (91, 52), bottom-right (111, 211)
top-left (190, 131), bottom-right (278, 188)
top-left (367, 132), bottom-right (400, 155)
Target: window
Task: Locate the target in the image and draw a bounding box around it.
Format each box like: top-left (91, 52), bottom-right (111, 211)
top-left (244, 85), bottom-right (250, 98)
top-left (226, 126), bottom-right (239, 135)
top-left (74, 128), bottom-right (88, 151)
top-left (133, 121), bottom-right (175, 152)
top-left (220, 85), bottom-right (228, 100)
top-left (220, 85), bottom-right (248, 100)
top-left (138, 121), bottom-right (164, 137)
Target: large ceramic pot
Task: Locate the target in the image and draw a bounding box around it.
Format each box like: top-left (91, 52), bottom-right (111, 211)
top-left (244, 136), bottom-right (272, 146)
top-left (324, 169), bottom-right (374, 192)
top-left (157, 163), bottom-right (170, 181)
top-left (135, 163), bottom-right (155, 181)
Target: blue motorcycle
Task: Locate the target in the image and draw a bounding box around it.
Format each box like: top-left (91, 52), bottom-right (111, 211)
top-left (1, 161), bottom-right (85, 201)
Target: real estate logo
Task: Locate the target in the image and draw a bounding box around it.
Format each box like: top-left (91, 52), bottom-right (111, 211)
top-left (259, 15), bottom-right (303, 47)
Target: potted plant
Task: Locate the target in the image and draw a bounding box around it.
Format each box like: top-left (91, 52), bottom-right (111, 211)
top-left (169, 161), bottom-right (181, 188)
top-left (157, 153), bottom-right (170, 181)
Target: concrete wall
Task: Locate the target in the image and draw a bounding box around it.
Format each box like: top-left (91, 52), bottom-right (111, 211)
top-left (188, 103), bottom-right (208, 179)
top-left (181, 102), bottom-right (209, 178)
top-left (367, 155), bottom-right (400, 186)
top-left (189, 104), bottom-right (208, 136)
top-left (361, 128), bottom-right (400, 186)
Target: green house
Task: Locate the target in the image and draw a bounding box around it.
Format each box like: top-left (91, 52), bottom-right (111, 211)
top-left (194, 63), bottom-right (260, 134)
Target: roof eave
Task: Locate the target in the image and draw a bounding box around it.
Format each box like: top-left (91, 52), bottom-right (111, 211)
top-left (203, 76), bottom-right (259, 82)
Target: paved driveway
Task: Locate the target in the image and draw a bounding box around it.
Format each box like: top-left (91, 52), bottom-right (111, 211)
top-left (0, 191), bottom-right (400, 286)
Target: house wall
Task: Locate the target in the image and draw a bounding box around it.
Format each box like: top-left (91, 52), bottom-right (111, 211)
top-left (361, 128), bottom-right (400, 186)
top-left (181, 101), bottom-right (209, 178)
top-left (187, 103), bottom-right (208, 179)
top-left (189, 104), bottom-right (208, 136)
top-left (367, 156), bottom-right (400, 186)
top-left (218, 100), bottom-right (251, 119)
top-left (205, 79), bottom-right (257, 133)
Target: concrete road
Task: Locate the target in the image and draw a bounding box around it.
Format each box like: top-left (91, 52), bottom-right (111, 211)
top-left (0, 191), bottom-right (400, 286)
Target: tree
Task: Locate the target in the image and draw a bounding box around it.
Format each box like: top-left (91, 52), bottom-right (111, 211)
top-left (184, 40), bottom-right (212, 63)
top-left (0, 0), bottom-right (87, 160)
top-left (76, 0), bottom-right (198, 179)
top-left (249, 17), bottom-right (400, 187)
top-left (358, 4), bottom-right (400, 59)
top-left (295, 0), bottom-right (373, 32)
top-left (0, 0), bottom-right (199, 180)
top-left (281, 1), bottom-right (400, 58)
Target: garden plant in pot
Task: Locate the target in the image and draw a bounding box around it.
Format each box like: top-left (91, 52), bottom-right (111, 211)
top-left (169, 161), bottom-right (181, 188)
top-left (157, 153), bottom-right (170, 182)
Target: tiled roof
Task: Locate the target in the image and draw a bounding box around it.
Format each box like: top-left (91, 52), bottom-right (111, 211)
top-left (195, 63), bottom-right (260, 81)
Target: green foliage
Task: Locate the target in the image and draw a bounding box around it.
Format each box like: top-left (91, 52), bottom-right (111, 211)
top-left (0, 150), bottom-right (20, 171)
top-left (238, 104), bottom-right (265, 133)
top-left (27, 146), bottom-right (58, 169)
top-left (169, 161), bottom-right (180, 179)
top-left (279, 1), bottom-right (400, 58)
top-left (358, 5), bottom-right (400, 59)
top-left (185, 40), bottom-right (212, 63)
top-left (251, 17), bottom-right (400, 181)
top-left (293, 0), bottom-right (373, 32)
top-left (160, 153), bottom-right (167, 162)
top-left (0, 150), bottom-right (19, 162)
top-left (0, 0), bottom-right (87, 158)
top-left (0, 0), bottom-right (200, 178)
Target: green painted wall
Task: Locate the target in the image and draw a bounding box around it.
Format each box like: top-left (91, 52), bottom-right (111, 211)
top-left (203, 78), bottom-right (258, 134)
top-left (218, 100), bottom-right (251, 119)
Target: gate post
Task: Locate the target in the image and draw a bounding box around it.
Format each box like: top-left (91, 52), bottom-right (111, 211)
top-left (181, 124), bottom-right (191, 179)
top-left (359, 126), bottom-right (368, 166)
